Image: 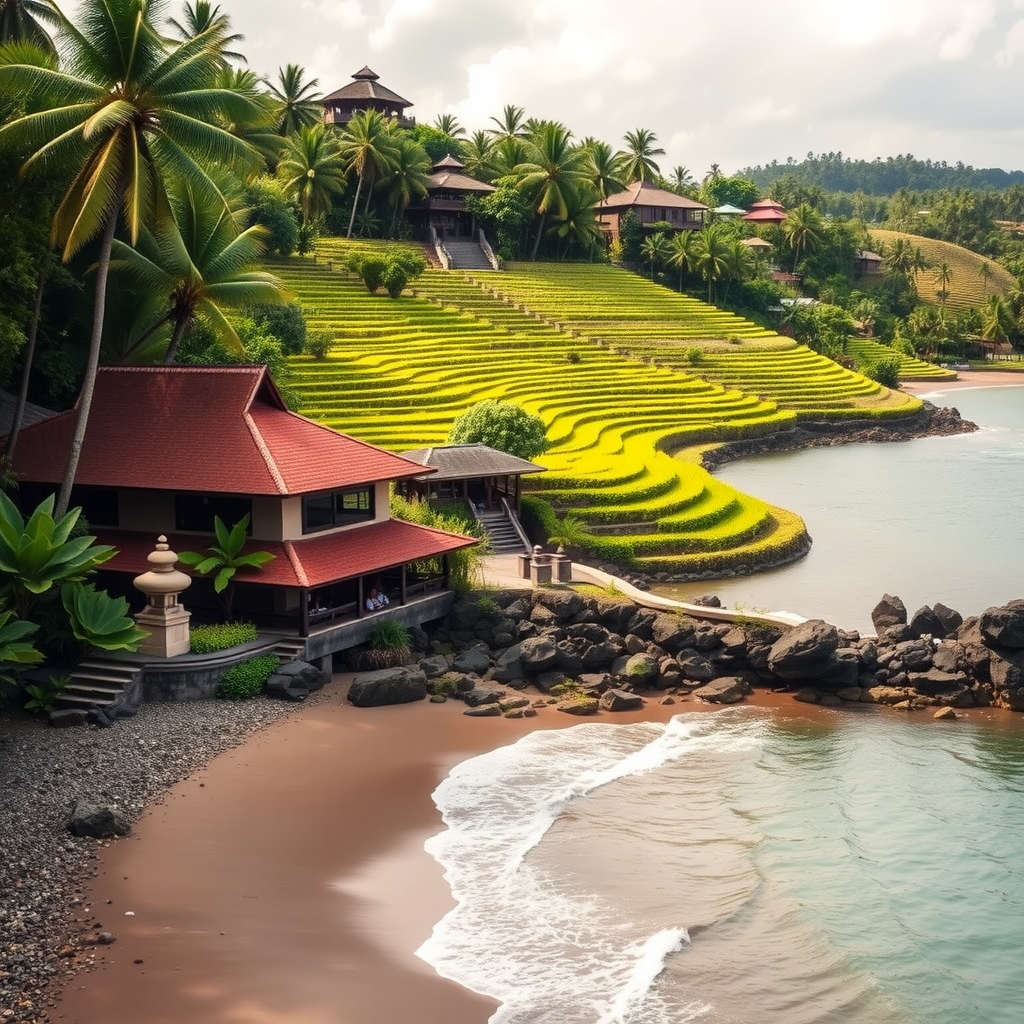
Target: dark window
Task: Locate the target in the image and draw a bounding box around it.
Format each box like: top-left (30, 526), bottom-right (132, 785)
top-left (73, 486), bottom-right (119, 527)
top-left (175, 494), bottom-right (252, 533)
top-left (302, 486), bottom-right (375, 533)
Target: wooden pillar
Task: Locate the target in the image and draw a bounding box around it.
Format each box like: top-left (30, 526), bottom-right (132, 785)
top-left (400, 564), bottom-right (408, 605)
top-left (358, 578), bottom-right (366, 617)
top-left (442, 555), bottom-right (451, 590)
top-left (300, 589), bottom-right (310, 637)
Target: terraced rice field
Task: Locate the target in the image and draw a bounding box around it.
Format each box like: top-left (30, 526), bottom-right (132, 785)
top-left (868, 229), bottom-right (1015, 312)
top-left (846, 339), bottom-right (958, 381)
top-left (275, 241), bottom-right (924, 576)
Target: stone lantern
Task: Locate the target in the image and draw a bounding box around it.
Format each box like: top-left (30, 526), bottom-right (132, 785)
top-left (133, 535), bottom-right (192, 657)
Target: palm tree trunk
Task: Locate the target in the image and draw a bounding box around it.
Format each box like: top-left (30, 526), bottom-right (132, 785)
top-left (163, 317), bottom-right (189, 364)
top-left (4, 267), bottom-right (47, 459)
top-left (530, 212), bottom-right (546, 261)
top-left (55, 209), bottom-right (118, 518)
top-left (346, 169), bottom-right (364, 239)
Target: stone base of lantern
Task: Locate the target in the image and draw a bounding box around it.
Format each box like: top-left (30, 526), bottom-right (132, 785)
top-left (135, 605), bottom-right (192, 658)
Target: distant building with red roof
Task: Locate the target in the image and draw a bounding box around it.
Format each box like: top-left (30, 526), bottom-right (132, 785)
top-left (741, 199), bottom-right (787, 224)
top-left (10, 366), bottom-right (475, 646)
top-left (597, 180), bottom-right (707, 242)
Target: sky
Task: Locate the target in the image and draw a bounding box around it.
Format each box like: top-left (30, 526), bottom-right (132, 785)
top-left (58, 0), bottom-right (1024, 176)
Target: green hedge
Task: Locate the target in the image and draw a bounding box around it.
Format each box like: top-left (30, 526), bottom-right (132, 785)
top-left (190, 621), bottom-right (258, 654)
top-left (217, 654), bottom-right (279, 700)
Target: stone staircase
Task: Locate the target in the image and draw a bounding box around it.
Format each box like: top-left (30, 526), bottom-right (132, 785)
top-left (267, 636), bottom-right (307, 662)
top-left (54, 656), bottom-right (143, 716)
top-left (444, 239), bottom-right (496, 271)
top-left (479, 509), bottom-right (530, 554)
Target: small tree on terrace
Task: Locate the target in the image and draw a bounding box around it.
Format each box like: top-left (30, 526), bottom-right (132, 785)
top-left (448, 400), bottom-right (549, 460)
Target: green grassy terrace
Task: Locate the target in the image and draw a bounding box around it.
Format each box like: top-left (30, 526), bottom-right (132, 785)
top-left (846, 339), bottom-right (958, 381)
top-left (273, 240), bottom-right (927, 576)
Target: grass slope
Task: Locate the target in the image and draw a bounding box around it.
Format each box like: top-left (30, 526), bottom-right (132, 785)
top-left (868, 229), bottom-right (1015, 311)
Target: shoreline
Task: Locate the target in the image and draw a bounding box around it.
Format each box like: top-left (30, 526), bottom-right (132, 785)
top-left (13, 683), bottom-right (812, 1024)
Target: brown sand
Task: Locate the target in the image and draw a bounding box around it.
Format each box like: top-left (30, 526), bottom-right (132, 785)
top-left (901, 368), bottom-right (1024, 394)
top-left (51, 686), bottom-right (811, 1024)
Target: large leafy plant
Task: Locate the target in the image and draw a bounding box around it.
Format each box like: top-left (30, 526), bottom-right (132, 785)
top-left (62, 584), bottom-right (149, 655)
top-left (0, 610), bottom-right (43, 689)
top-left (0, 492), bottom-right (116, 619)
top-left (179, 515), bottom-right (274, 620)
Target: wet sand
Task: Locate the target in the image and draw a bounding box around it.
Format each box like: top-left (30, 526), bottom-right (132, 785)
top-left (901, 367), bottom-right (1024, 394)
top-left (51, 685), bottom-right (810, 1024)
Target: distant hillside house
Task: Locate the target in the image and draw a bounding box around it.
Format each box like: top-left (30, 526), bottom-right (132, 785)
top-left (854, 250), bottom-right (884, 277)
top-left (741, 199), bottom-right (787, 225)
top-left (406, 154), bottom-right (496, 240)
top-left (9, 366), bottom-right (475, 643)
top-left (597, 181), bottom-right (707, 242)
top-left (321, 65), bottom-right (415, 128)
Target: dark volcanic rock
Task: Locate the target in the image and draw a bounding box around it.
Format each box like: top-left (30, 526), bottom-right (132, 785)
top-left (692, 677), bottom-right (750, 704)
top-left (347, 667), bottom-right (427, 707)
top-left (980, 601), bottom-right (1024, 649)
top-left (767, 619), bottom-right (840, 680)
top-left (872, 594), bottom-right (907, 633)
top-left (600, 688), bottom-right (645, 711)
top-left (67, 799), bottom-right (130, 838)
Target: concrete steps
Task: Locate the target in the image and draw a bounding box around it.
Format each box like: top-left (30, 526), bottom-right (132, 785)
top-left (444, 240), bottom-right (496, 272)
top-left (53, 658), bottom-right (142, 713)
top-left (479, 510), bottom-right (529, 554)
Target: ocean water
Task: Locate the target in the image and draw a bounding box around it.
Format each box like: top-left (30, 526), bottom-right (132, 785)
top-left (418, 707), bottom-right (1024, 1024)
top-left (658, 384), bottom-right (1024, 634)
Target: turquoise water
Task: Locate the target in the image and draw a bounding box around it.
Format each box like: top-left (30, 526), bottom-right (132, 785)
top-left (418, 707), bottom-right (1024, 1024)
top-left (660, 385), bottom-right (1024, 633)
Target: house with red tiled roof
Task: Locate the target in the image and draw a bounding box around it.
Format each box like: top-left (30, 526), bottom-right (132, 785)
top-left (321, 66), bottom-right (415, 128)
top-left (596, 180), bottom-right (707, 242)
top-left (741, 198), bottom-right (787, 225)
top-left (9, 366), bottom-right (476, 650)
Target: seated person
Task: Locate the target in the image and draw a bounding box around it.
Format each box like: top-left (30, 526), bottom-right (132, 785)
top-left (365, 586), bottom-right (390, 611)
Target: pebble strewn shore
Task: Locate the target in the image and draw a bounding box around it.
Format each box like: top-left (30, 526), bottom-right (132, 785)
top-left (0, 695), bottom-right (328, 1024)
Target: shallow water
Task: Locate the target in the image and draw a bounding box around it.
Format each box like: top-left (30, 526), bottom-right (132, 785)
top-left (418, 707), bottom-right (1024, 1024)
top-left (657, 385), bottom-right (1024, 632)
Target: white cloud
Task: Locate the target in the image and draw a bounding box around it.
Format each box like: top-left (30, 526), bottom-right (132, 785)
top-left (300, 1), bottom-right (368, 29)
top-left (368, 0), bottom-right (439, 49)
top-left (994, 18), bottom-right (1024, 66)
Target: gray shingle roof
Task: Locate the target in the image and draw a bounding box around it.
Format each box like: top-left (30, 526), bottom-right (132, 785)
top-left (399, 443), bottom-right (546, 481)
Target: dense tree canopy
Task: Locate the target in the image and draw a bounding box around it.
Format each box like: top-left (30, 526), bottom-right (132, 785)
top-left (448, 400), bottom-right (549, 460)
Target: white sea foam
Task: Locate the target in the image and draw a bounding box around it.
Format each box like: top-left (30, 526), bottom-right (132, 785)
top-left (416, 710), bottom-right (764, 1023)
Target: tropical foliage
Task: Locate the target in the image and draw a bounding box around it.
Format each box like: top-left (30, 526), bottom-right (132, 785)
top-left (448, 400), bottom-right (549, 460)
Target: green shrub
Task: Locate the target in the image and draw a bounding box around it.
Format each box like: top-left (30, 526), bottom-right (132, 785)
top-left (863, 354), bottom-right (902, 389)
top-left (305, 329), bottom-right (333, 360)
top-left (360, 257), bottom-right (387, 294)
top-left (190, 621), bottom-right (258, 654)
top-left (370, 619), bottom-right (410, 650)
top-left (217, 654), bottom-right (278, 700)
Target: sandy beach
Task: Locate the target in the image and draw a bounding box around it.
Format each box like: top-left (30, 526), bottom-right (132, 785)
top-left (901, 367), bottom-right (1024, 394)
top-left (48, 682), bottom-right (809, 1024)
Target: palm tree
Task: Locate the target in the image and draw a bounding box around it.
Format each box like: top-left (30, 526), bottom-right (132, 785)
top-left (432, 112), bottom-right (464, 138)
top-left (267, 63), bottom-right (322, 136)
top-left (548, 182), bottom-right (602, 259)
top-left (782, 202), bottom-right (824, 272)
top-left (582, 139), bottom-right (625, 202)
top-left (619, 127), bottom-right (664, 183)
top-left (979, 261), bottom-right (994, 295)
top-left (0, 0), bottom-right (262, 515)
top-left (883, 237), bottom-right (915, 278)
top-left (640, 232), bottom-right (671, 281)
top-left (669, 165), bottom-right (695, 195)
top-left (277, 123), bottom-right (347, 227)
top-left (337, 108), bottom-right (397, 239)
top-left (489, 136), bottom-right (530, 179)
top-left (110, 179), bottom-right (287, 363)
top-left (488, 103), bottom-right (527, 141)
top-left (0, 0), bottom-right (58, 56)
top-left (513, 122), bottom-right (592, 260)
top-left (691, 225), bottom-right (731, 303)
top-left (933, 261), bottom-right (953, 307)
top-left (385, 135), bottom-right (431, 236)
top-left (166, 1), bottom-right (244, 64)
top-left (462, 129), bottom-right (496, 182)
top-left (721, 239), bottom-right (754, 302)
top-left (668, 230), bottom-right (695, 291)
top-left (981, 294), bottom-right (1014, 343)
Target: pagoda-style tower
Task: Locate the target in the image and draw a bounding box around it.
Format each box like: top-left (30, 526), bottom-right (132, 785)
top-left (321, 66), bottom-right (414, 128)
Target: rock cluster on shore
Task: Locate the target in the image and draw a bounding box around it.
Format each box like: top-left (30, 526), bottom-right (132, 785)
top-left (347, 588), bottom-right (1024, 716)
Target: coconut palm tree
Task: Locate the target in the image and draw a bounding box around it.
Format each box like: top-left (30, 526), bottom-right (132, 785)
top-left (166, 1), bottom-right (244, 64)
top-left (489, 136), bottom-right (530, 179)
top-left (462, 129), bottom-right (496, 182)
top-left (337, 108), bottom-right (397, 239)
top-left (267, 63), bottom-right (322, 136)
top-left (514, 123), bottom-right (592, 261)
top-left (619, 127), bottom-right (664, 183)
top-left (981, 294), bottom-right (1014, 343)
top-left (0, 0), bottom-right (263, 515)
top-left (110, 178), bottom-right (287, 363)
top-left (640, 232), bottom-right (671, 281)
top-left (432, 112), bottom-right (464, 138)
top-left (691, 225), bottom-right (731, 303)
top-left (488, 103), bottom-right (527, 141)
top-left (979, 260), bottom-right (994, 296)
top-left (385, 135), bottom-right (431, 236)
top-left (883, 237), bottom-right (915, 278)
top-left (782, 202), bottom-right (824, 272)
top-left (721, 239), bottom-right (754, 302)
top-left (277, 123), bottom-right (347, 227)
top-left (669, 165), bottom-right (695, 195)
top-left (0, 0), bottom-right (58, 56)
top-left (582, 138), bottom-right (625, 202)
top-left (933, 261), bottom-right (953, 307)
top-left (668, 230), bottom-right (696, 291)
top-left (548, 182), bottom-right (602, 259)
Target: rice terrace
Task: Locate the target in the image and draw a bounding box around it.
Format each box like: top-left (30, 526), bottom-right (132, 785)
top-left (276, 239), bottom-right (933, 578)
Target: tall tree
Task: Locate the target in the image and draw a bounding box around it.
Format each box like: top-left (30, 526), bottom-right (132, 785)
top-left (513, 122), bottom-right (591, 260)
top-left (782, 202), bottom-right (824, 272)
top-left (432, 112), bottom-right (464, 138)
top-left (669, 165), bottom-right (695, 195)
top-left (109, 178), bottom-right (286, 363)
top-left (640, 231), bottom-right (670, 281)
top-left (277, 123), bottom-right (346, 227)
top-left (462, 129), bottom-right (495, 181)
top-left (267, 63), bottom-right (322, 136)
top-left (337, 108), bottom-right (396, 239)
top-left (619, 127), bottom-right (664, 183)
top-left (979, 261), bottom-right (994, 296)
top-left (582, 138), bottom-right (625, 202)
top-left (166, 1), bottom-right (244, 64)
top-left (933, 261), bottom-right (953, 307)
top-left (0, 0), bottom-right (58, 56)
top-left (488, 103), bottom-right (526, 141)
top-left (385, 135), bottom-right (431, 236)
top-left (668, 230), bottom-right (695, 291)
top-left (691, 225), bottom-right (731, 303)
top-left (0, 0), bottom-right (262, 515)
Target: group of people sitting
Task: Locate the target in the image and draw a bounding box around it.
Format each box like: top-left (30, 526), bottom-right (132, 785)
top-left (365, 586), bottom-right (390, 611)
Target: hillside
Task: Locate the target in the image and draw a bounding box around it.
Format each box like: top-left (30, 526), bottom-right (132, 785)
top-left (276, 242), bottom-right (924, 577)
top-left (867, 230), bottom-right (1015, 311)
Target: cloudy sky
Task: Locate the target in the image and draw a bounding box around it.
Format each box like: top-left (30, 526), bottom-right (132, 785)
top-left (61, 0), bottom-right (1024, 175)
